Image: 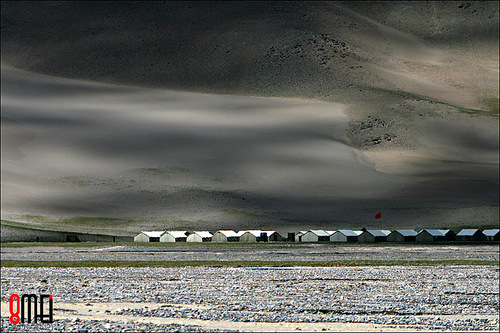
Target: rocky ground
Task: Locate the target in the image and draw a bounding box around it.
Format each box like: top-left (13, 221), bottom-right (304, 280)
top-left (1, 264), bottom-right (498, 332)
top-left (0, 316), bottom-right (227, 333)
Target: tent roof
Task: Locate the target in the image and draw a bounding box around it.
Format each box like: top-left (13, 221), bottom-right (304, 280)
top-left (366, 230), bottom-right (391, 237)
top-left (483, 229), bottom-right (499, 236)
top-left (166, 231), bottom-right (188, 238)
top-left (456, 229), bottom-right (479, 236)
top-left (192, 231), bottom-right (213, 238)
top-left (421, 229), bottom-right (446, 237)
top-left (307, 230), bottom-right (331, 237)
top-left (142, 231), bottom-right (165, 238)
top-left (217, 230), bottom-right (241, 237)
top-left (395, 229), bottom-right (418, 237)
top-left (337, 229), bottom-right (363, 237)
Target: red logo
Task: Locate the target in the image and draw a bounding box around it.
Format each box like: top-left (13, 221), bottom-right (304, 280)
top-left (9, 293), bottom-right (53, 324)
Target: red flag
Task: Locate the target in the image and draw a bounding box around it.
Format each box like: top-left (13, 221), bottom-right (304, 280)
top-left (375, 212), bottom-right (382, 219)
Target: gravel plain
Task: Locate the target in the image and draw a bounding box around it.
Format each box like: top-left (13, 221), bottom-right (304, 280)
top-left (2, 243), bottom-right (499, 262)
top-left (1, 263), bottom-right (499, 332)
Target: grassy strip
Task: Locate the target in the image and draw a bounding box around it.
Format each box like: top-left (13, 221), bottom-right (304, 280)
top-left (0, 241), bottom-right (498, 248)
top-left (0, 241), bottom-right (283, 248)
top-left (1, 242), bottom-right (137, 248)
top-left (2, 260), bottom-right (498, 268)
top-left (2, 241), bottom-right (499, 248)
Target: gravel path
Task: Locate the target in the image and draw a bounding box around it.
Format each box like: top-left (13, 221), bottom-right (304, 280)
top-left (1, 265), bottom-right (498, 331)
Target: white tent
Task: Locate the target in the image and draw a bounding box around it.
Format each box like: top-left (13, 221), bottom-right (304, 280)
top-left (134, 231), bottom-right (166, 242)
top-left (187, 231), bottom-right (213, 242)
top-left (160, 231), bottom-right (189, 242)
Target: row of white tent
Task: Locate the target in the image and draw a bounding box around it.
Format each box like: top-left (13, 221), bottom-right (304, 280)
top-left (296, 229), bottom-right (496, 243)
top-left (292, 228), bottom-right (498, 242)
top-left (134, 228), bottom-right (499, 243)
top-left (134, 230), bottom-right (285, 243)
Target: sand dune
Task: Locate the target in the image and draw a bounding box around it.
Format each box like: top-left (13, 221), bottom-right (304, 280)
top-left (0, 66), bottom-right (389, 229)
top-left (1, 66), bottom-right (498, 233)
top-left (2, 2), bottom-right (497, 108)
top-left (1, 2), bottom-right (498, 151)
top-left (1, 2), bottom-right (498, 233)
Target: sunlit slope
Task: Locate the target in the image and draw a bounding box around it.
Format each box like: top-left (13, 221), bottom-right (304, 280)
top-left (1, 1), bottom-right (498, 109)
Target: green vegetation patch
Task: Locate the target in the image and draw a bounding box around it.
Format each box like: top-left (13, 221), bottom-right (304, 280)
top-left (372, 87), bottom-right (500, 117)
top-left (482, 97), bottom-right (499, 116)
top-left (451, 97), bottom-right (499, 117)
top-left (2, 259), bottom-right (498, 268)
top-left (19, 215), bottom-right (48, 222)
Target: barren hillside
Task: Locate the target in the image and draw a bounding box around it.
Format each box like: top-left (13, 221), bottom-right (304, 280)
top-left (1, 1), bottom-right (498, 235)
